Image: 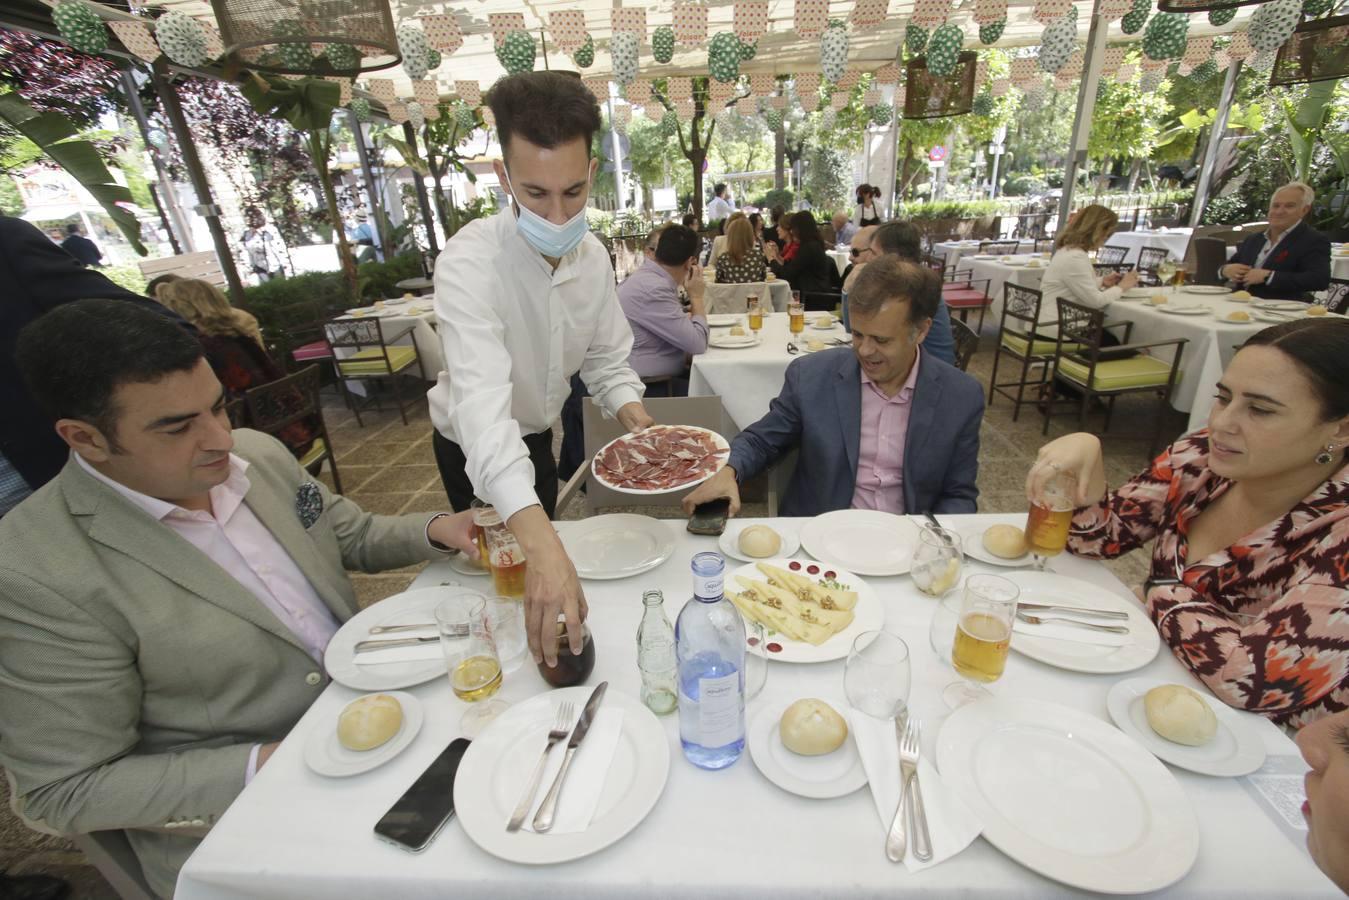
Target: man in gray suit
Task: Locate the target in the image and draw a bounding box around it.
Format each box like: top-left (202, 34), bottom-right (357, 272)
top-left (683, 257), bottom-right (983, 517)
top-left (0, 301), bottom-right (478, 898)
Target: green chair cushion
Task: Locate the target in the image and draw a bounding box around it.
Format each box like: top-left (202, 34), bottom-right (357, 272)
top-left (298, 437), bottom-right (328, 468)
top-left (1000, 332), bottom-right (1080, 357)
top-left (1057, 354), bottom-right (1177, 391)
top-left (336, 346), bottom-right (418, 376)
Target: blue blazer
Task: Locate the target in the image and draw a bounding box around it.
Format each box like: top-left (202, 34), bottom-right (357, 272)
top-left (1228, 221), bottom-right (1331, 300)
top-left (727, 347), bottom-right (983, 516)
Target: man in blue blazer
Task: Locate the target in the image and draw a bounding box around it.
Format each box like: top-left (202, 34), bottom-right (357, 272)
top-left (682, 256), bottom-right (983, 518)
top-left (1220, 182), bottom-right (1331, 301)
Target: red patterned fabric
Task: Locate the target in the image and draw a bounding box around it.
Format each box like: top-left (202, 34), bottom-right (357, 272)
top-left (1068, 431), bottom-right (1349, 730)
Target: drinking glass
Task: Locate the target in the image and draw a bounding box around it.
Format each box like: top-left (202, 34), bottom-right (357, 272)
top-left (536, 618), bottom-right (596, 687)
top-left (746, 297), bottom-right (763, 334)
top-left (464, 500), bottom-right (493, 572)
top-left (436, 591), bottom-right (508, 736)
top-left (911, 524), bottom-right (964, 598)
top-left (741, 615), bottom-right (768, 702)
top-left (844, 631), bottom-right (911, 721)
top-left (942, 574), bottom-right (1018, 709)
top-left (1156, 257), bottom-right (1177, 290)
top-left (1026, 471), bottom-right (1074, 571)
top-left (484, 526), bottom-right (526, 599)
top-left (788, 296), bottom-right (805, 339)
top-left (483, 594), bottom-right (527, 674)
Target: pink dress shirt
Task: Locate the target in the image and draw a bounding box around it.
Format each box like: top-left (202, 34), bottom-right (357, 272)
top-left (849, 349), bottom-right (921, 514)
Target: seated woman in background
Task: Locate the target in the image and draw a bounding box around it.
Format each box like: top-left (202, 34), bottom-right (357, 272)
top-left (1036, 203), bottom-right (1139, 339)
top-left (748, 212), bottom-right (765, 250)
top-left (708, 211), bottom-right (747, 270)
top-left (766, 213), bottom-right (838, 297)
top-left (1297, 706), bottom-right (1349, 893)
top-left (1028, 318), bottom-right (1349, 730)
top-left (715, 217), bottom-right (767, 284)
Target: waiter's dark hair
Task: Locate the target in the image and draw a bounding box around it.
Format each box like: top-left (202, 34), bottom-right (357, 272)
top-left (486, 72), bottom-right (600, 159)
top-left (655, 225), bottom-right (700, 267)
top-left (1242, 318), bottom-right (1349, 420)
top-left (848, 256), bottom-right (940, 325)
top-left (871, 221), bottom-right (923, 262)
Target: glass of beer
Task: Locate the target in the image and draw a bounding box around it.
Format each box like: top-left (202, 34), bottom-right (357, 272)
top-left (436, 590), bottom-right (509, 735)
top-left (484, 525), bottom-right (527, 599)
top-left (467, 502), bottom-right (496, 573)
top-left (536, 618), bottom-right (596, 687)
top-left (1026, 472), bottom-right (1075, 571)
top-left (788, 296), bottom-right (805, 343)
top-left (943, 574), bottom-right (1019, 709)
top-left (746, 297), bottom-right (763, 334)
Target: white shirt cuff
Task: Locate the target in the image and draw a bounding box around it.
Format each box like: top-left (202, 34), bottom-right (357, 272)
top-left (602, 385), bottom-right (645, 419)
top-left (493, 477), bottom-right (546, 525)
top-left (245, 743), bottom-right (261, 785)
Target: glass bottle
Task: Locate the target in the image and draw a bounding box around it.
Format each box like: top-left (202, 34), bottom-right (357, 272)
top-left (675, 552), bottom-right (746, 769)
top-left (636, 590), bottom-right (678, 716)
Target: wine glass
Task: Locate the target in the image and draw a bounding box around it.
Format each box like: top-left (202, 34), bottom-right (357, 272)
top-left (436, 590), bottom-right (509, 737)
top-left (1026, 471), bottom-right (1074, 572)
top-left (844, 631), bottom-right (911, 722)
top-left (942, 574), bottom-right (1018, 709)
top-left (1156, 257), bottom-right (1177, 291)
top-left (911, 524), bottom-right (964, 598)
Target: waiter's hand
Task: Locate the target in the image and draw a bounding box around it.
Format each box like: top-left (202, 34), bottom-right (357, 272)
top-left (1243, 267), bottom-right (1271, 285)
top-left (509, 506), bottom-right (588, 666)
top-left (617, 401), bottom-right (655, 433)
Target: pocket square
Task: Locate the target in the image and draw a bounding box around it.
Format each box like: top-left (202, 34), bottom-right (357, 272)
top-left (295, 482), bottom-right (324, 528)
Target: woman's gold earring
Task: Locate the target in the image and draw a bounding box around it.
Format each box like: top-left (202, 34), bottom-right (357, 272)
top-left (1316, 444), bottom-right (1337, 465)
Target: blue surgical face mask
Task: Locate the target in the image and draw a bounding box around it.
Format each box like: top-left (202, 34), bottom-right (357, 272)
top-left (502, 169), bottom-right (590, 258)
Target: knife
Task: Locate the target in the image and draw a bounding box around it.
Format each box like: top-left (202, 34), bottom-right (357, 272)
top-left (1017, 601), bottom-right (1128, 620)
top-left (353, 635), bottom-right (440, 654)
top-left (532, 681), bottom-right (608, 833)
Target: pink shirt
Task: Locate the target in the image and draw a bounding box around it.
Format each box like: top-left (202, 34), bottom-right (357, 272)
top-left (849, 350), bottom-right (920, 514)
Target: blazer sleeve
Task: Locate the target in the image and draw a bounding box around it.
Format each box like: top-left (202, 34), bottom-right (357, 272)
top-left (1271, 230), bottom-right (1332, 294)
top-left (933, 378), bottom-right (983, 514)
top-left (727, 359), bottom-right (806, 484)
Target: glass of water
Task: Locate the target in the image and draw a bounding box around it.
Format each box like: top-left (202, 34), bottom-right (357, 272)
top-left (843, 631), bottom-right (911, 720)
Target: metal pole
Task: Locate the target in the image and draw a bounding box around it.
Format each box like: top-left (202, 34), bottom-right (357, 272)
top-left (607, 84), bottom-right (627, 215)
top-left (149, 66), bottom-right (247, 306)
top-left (349, 112), bottom-right (391, 256)
top-left (1189, 59), bottom-right (1242, 227)
top-left (1057, 0), bottom-right (1108, 227)
top-left (121, 68), bottom-right (193, 253)
top-left (402, 122), bottom-right (440, 255)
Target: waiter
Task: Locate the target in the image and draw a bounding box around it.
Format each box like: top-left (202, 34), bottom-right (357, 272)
top-left (429, 71), bottom-right (653, 665)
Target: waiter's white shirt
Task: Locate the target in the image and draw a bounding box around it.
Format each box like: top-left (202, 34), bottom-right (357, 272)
top-left (429, 207), bottom-right (645, 522)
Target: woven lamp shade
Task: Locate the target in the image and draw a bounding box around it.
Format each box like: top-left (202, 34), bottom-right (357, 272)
top-left (1156, 0), bottom-right (1268, 11)
top-left (211, 0), bottom-right (400, 76)
top-left (903, 51), bottom-right (978, 119)
top-left (1270, 14), bottom-right (1349, 85)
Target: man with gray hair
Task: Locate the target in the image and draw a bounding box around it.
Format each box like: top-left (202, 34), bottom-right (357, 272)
top-left (832, 211), bottom-right (858, 247)
top-left (1220, 181), bottom-right (1331, 301)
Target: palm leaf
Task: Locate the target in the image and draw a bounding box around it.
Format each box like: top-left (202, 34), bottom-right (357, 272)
top-left (0, 92), bottom-right (146, 254)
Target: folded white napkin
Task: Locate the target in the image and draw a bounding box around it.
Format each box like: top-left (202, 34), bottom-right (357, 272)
top-left (1012, 619), bottom-right (1130, 647)
top-left (847, 710), bottom-right (982, 872)
top-left (521, 708), bottom-right (625, 834)
top-left (353, 636), bottom-right (444, 666)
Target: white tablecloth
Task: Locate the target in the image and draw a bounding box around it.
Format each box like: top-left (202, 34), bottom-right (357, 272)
top-left (1107, 229), bottom-right (1193, 266)
top-left (333, 301), bottom-right (446, 377)
top-left (176, 514), bottom-right (1330, 900)
top-left (689, 313), bottom-right (844, 429)
top-left (935, 240), bottom-right (1035, 271)
top-left (959, 254), bottom-right (1049, 308)
top-left (1331, 247), bottom-right (1348, 281)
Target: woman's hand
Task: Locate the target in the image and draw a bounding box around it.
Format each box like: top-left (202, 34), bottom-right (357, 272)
top-left (1118, 271), bottom-right (1139, 291)
top-left (1026, 433), bottom-right (1107, 508)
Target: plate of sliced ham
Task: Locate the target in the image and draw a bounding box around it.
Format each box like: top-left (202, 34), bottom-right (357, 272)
top-left (591, 425), bottom-right (731, 495)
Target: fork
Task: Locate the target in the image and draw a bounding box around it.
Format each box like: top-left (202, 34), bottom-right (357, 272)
top-left (1016, 611), bottom-right (1129, 634)
top-left (886, 717), bottom-right (912, 862)
top-left (506, 702), bottom-right (575, 832)
top-left (901, 718), bottom-right (933, 862)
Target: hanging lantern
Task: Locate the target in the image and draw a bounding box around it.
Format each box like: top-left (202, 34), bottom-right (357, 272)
top-left (407, 101), bottom-right (425, 130)
top-left (53, 0), bottom-right (109, 55)
top-left (821, 20), bottom-right (850, 82)
top-left (708, 31), bottom-right (743, 82)
top-left (972, 91), bottom-right (995, 116)
top-left (1142, 13), bottom-right (1190, 60)
top-left (1303, 0), bottom-right (1333, 14)
top-left (903, 50), bottom-right (977, 118)
top-left (1037, 12), bottom-right (1077, 73)
top-left (155, 11), bottom-right (209, 67)
top-left (1209, 5), bottom-right (1239, 25)
top-left (497, 30), bottom-right (537, 74)
top-left (869, 103), bottom-right (893, 126)
top-left (1248, 0), bottom-right (1304, 54)
top-left (574, 34), bottom-right (595, 67)
top-left (1270, 14), bottom-right (1349, 83)
top-left (653, 25), bottom-right (676, 62)
top-left (820, 108), bottom-right (837, 129)
top-left (349, 97), bottom-right (372, 122)
top-left (1120, 0), bottom-right (1151, 35)
top-left (927, 24), bottom-right (965, 76)
top-left (610, 31), bottom-right (639, 84)
top-left (739, 38), bottom-right (758, 61)
top-left (906, 24), bottom-right (930, 55)
top-left (979, 19), bottom-right (1007, 45)
top-left (210, 0), bottom-right (399, 76)
top-left (397, 21), bottom-right (430, 79)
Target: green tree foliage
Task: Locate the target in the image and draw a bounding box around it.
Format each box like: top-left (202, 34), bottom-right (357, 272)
top-left (1087, 73), bottom-right (1173, 170)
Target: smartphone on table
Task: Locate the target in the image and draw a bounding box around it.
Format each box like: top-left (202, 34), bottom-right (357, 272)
top-left (687, 498), bottom-right (730, 536)
top-left (373, 737), bottom-right (470, 852)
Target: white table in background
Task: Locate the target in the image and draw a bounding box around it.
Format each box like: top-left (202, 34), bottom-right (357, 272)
top-left (935, 240), bottom-right (1035, 271)
top-left (827, 249), bottom-right (850, 276)
top-left (332, 300), bottom-right (445, 377)
top-left (959, 254), bottom-right (1049, 308)
top-left (1331, 247), bottom-right (1348, 281)
top-left (1108, 228), bottom-right (1193, 266)
top-left (176, 514), bottom-right (1331, 900)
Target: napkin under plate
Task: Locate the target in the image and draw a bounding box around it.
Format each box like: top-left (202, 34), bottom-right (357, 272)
top-left (519, 708), bottom-right (625, 834)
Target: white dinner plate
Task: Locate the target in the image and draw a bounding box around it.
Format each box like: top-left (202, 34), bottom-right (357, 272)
top-left (1119, 288), bottom-right (1154, 300)
top-left (455, 687), bottom-right (669, 865)
top-left (325, 587), bottom-right (453, 691)
top-left (937, 698), bottom-right (1199, 895)
top-left (958, 525), bottom-right (1033, 568)
top-left (708, 333), bottom-right (761, 349)
top-left (1003, 571), bottom-right (1160, 674)
top-left (1106, 677), bottom-right (1267, 777)
top-left (799, 509), bottom-right (920, 576)
top-left (302, 691), bottom-right (423, 777)
top-left (1182, 285), bottom-right (1232, 295)
top-left (1251, 310), bottom-right (1301, 324)
top-left (446, 551), bottom-right (491, 578)
top-left (1216, 311), bottom-right (1258, 325)
top-left (1252, 300), bottom-right (1307, 311)
top-left (809, 315), bottom-right (839, 330)
top-left (591, 425), bottom-right (730, 495)
top-left (727, 558), bottom-right (884, 663)
top-left (747, 699), bottom-right (867, 798)
top-left (718, 521), bottom-right (801, 563)
top-left (706, 314), bottom-right (742, 327)
top-left (1155, 303), bottom-right (1211, 316)
top-left (558, 514), bottom-right (676, 580)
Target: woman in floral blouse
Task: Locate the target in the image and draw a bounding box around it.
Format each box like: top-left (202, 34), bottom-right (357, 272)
top-left (714, 217), bottom-right (767, 284)
top-left (1029, 318), bottom-right (1349, 729)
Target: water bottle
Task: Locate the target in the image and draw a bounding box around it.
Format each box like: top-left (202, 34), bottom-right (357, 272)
top-left (637, 590), bottom-right (678, 715)
top-left (675, 552), bottom-right (746, 769)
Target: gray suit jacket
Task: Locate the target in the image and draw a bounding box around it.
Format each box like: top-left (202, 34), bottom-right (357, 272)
top-left (727, 348), bottom-right (983, 516)
top-left (0, 430), bottom-right (444, 898)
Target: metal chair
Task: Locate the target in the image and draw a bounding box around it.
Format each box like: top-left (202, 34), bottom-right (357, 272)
top-left (1034, 238), bottom-right (1055, 254)
top-left (1093, 262), bottom-right (1135, 279)
top-left (1096, 245), bottom-right (1129, 266)
top-left (926, 254), bottom-right (994, 334)
top-left (980, 239), bottom-right (1020, 255)
top-left (268, 299), bottom-right (335, 372)
top-left (1043, 297), bottom-right (1187, 455)
top-left (705, 282), bottom-right (771, 315)
top-left (987, 283), bottom-right (1061, 421)
top-left (323, 317), bottom-right (426, 427)
top-left (1318, 278), bottom-right (1349, 315)
top-left (799, 290), bottom-right (843, 313)
top-left (72, 832), bottom-right (157, 900)
top-left (950, 316), bottom-right (979, 372)
top-left (245, 365), bottom-right (343, 493)
top-left (1136, 246), bottom-right (1170, 285)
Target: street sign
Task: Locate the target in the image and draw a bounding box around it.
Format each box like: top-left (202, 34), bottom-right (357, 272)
top-left (928, 145), bottom-right (948, 162)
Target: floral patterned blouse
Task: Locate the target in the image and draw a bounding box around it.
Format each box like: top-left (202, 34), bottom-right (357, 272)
top-left (1068, 431), bottom-right (1349, 729)
top-left (715, 248), bottom-right (767, 284)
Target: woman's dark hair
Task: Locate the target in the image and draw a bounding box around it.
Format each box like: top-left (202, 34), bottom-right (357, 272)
top-left (655, 225), bottom-right (701, 267)
top-left (871, 221), bottom-right (922, 262)
top-left (770, 205), bottom-right (785, 223)
top-left (748, 212), bottom-right (762, 232)
top-left (856, 184), bottom-right (873, 205)
top-left (792, 214), bottom-right (824, 248)
top-left (16, 299), bottom-right (204, 448)
top-left (486, 71), bottom-right (600, 158)
top-left (1242, 318), bottom-right (1349, 420)
top-left (681, 213), bottom-right (697, 228)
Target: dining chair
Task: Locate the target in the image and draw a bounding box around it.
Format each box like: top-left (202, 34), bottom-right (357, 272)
top-left (1034, 238), bottom-right (1055, 254)
top-left (987, 283), bottom-right (1069, 421)
top-left (1190, 237), bottom-right (1229, 286)
top-left (950, 316), bottom-right (979, 372)
top-left (323, 317), bottom-right (426, 427)
top-left (244, 365), bottom-right (343, 493)
top-left (224, 397), bottom-right (247, 429)
top-left (1093, 262), bottom-right (1135, 280)
top-left (1316, 278), bottom-right (1348, 315)
top-left (980, 239), bottom-right (1020, 255)
top-left (799, 290), bottom-right (843, 313)
top-left (705, 282), bottom-right (771, 315)
top-left (1096, 245), bottom-right (1129, 266)
top-left (1136, 246), bottom-right (1169, 285)
top-left (927, 255), bottom-right (994, 334)
top-left (1043, 297), bottom-right (1187, 455)
top-left (269, 299), bottom-right (336, 373)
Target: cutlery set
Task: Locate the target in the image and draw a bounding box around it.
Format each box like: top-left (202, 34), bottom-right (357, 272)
top-left (886, 716), bottom-right (933, 863)
top-left (507, 682), bottom-right (609, 834)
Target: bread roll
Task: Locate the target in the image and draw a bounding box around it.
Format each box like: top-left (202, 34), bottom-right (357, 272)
top-left (738, 525), bottom-right (781, 559)
top-left (814, 315), bottom-right (833, 328)
top-left (337, 693), bottom-right (404, 751)
top-left (730, 324), bottom-right (747, 336)
top-left (1230, 290), bottom-right (1251, 300)
top-left (780, 699), bottom-right (848, 755)
top-left (1228, 310), bottom-right (1251, 322)
top-left (806, 338), bottom-right (826, 351)
top-left (1307, 305), bottom-right (1327, 317)
top-left (982, 524), bottom-right (1028, 559)
top-left (1144, 685), bottom-right (1217, 747)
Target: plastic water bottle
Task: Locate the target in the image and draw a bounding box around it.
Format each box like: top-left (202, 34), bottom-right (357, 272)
top-left (675, 552), bottom-right (745, 769)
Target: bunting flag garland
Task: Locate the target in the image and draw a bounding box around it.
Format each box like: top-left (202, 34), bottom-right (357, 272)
top-left (455, 80), bottom-right (481, 106)
top-left (1182, 36), bottom-right (1214, 66)
top-left (1101, 47), bottom-right (1127, 72)
top-left (836, 67), bottom-right (862, 90)
top-left (1100, 0), bottom-right (1134, 21)
top-left (795, 0), bottom-right (830, 38)
top-left (488, 13), bottom-right (527, 46)
top-left (611, 7), bottom-right (648, 39)
top-left (709, 79), bottom-right (738, 104)
top-left (850, 0), bottom-right (890, 28)
top-left (674, 2), bottom-right (709, 45)
top-left (795, 71), bottom-right (822, 97)
top-left (974, 0), bottom-right (1007, 25)
top-left (676, 98), bottom-right (696, 120)
top-left (750, 72), bottom-right (776, 95)
top-left (422, 14), bottom-right (463, 54)
top-left (668, 75), bottom-right (693, 100)
top-left (1010, 57), bottom-right (1038, 84)
top-left (482, 108), bottom-right (495, 127)
top-left (1116, 62), bottom-right (1138, 82)
top-left (582, 76), bottom-right (609, 100)
top-left (626, 80), bottom-right (652, 104)
top-left (325, 77), bottom-right (352, 105)
top-left (413, 79), bottom-right (439, 106)
top-left (736, 96), bottom-right (757, 114)
top-left (974, 56), bottom-right (989, 84)
top-left (1032, 0), bottom-right (1075, 25)
top-left (612, 105), bottom-right (631, 131)
top-left (873, 63), bottom-right (901, 83)
top-left (387, 101), bottom-right (408, 124)
top-left (830, 91), bottom-right (851, 109)
top-left (770, 94), bottom-right (788, 109)
top-left (407, 101), bottom-right (425, 130)
top-left (201, 23), bottom-right (224, 59)
top-left (108, 20), bottom-right (159, 62)
top-left (991, 77), bottom-right (1010, 95)
top-left (912, 0), bottom-right (954, 27)
top-left (424, 103), bottom-right (440, 121)
top-left (1061, 48), bottom-right (1084, 78)
top-left (367, 78), bottom-right (397, 104)
top-left (734, 1), bottom-right (769, 42)
top-left (1225, 31), bottom-right (1253, 59)
top-left (863, 87), bottom-right (882, 106)
top-left (548, 10), bottom-right (587, 52)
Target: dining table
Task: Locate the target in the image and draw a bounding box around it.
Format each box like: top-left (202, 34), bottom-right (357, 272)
top-left (174, 513), bottom-right (1333, 899)
top-left (934, 240), bottom-right (1036, 272)
top-left (1332, 245), bottom-right (1348, 281)
top-left (956, 253), bottom-right (1049, 307)
top-left (332, 298), bottom-right (446, 377)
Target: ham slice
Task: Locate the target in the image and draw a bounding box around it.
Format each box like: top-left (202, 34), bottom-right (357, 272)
top-left (593, 425), bottom-right (728, 492)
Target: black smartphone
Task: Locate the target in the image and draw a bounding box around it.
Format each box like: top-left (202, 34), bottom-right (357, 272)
top-left (687, 497), bottom-right (730, 536)
top-left (373, 737), bottom-right (470, 852)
